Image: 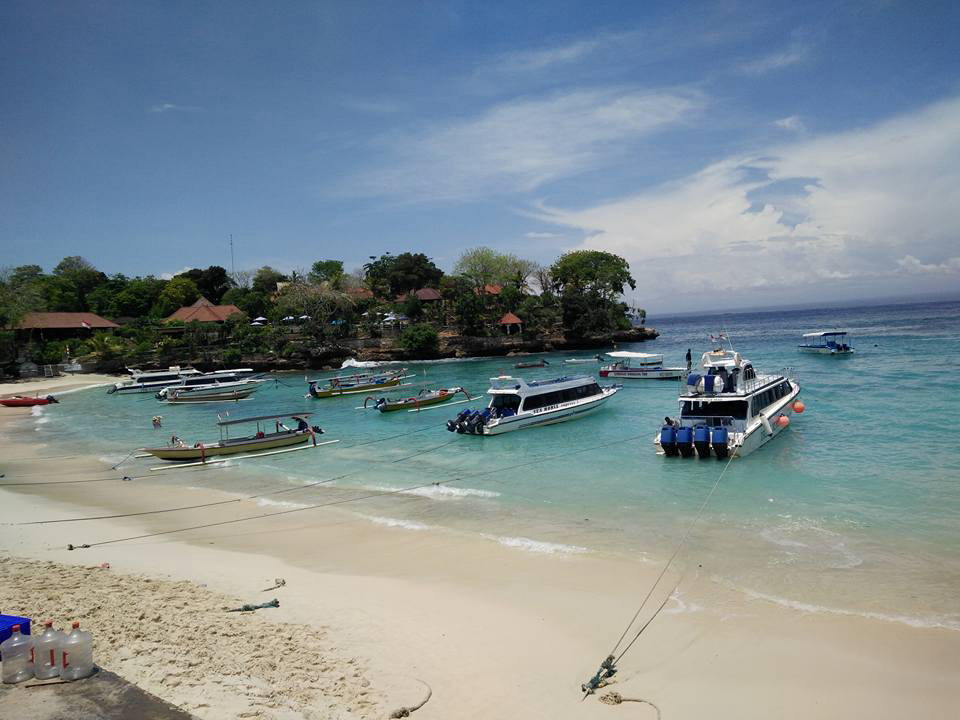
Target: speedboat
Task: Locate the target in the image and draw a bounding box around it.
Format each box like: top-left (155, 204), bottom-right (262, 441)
top-left (364, 387), bottom-right (470, 413)
top-left (306, 368), bottom-right (408, 398)
top-left (798, 331), bottom-right (854, 355)
top-left (514, 359), bottom-right (549, 369)
top-left (599, 351), bottom-right (686, 379)
top-left (564, 356), bottom-right (601, 365)
top-left (0, 395), bottom-right (58, 407)
top-left (143, 412), bottom-right (323, 461)
top-left (109, 366), bottom-right (257, 394)
top-left (161, 384), bottom-right (261, 404)
top-left (447, 375), bottom-right (619, 435)
top-left (655, 350), bottom-right (802, 459)
top-left (155, 375), bottom-right (266, 400)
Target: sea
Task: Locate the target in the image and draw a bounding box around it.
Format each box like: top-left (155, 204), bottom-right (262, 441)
top-left (15, 299), bottom-right (960, 632)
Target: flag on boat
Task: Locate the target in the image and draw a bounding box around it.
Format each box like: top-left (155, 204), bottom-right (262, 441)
top-left (709, 333), bottom-right (727, 341)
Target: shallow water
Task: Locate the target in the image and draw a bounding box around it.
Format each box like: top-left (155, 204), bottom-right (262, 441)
top-left (17, 299), bottom-right (960, 630)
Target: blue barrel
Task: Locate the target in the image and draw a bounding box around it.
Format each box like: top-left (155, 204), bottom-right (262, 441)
top-left (686, 373), bottom-right (701, 388)
top-left (712, 426), bottom-right (729, 459)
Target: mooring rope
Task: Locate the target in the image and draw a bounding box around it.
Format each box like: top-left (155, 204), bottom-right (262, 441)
top-left (62, 433), bottom-right (646, 549)
top-left (583, 449), bottom-right (738, 695)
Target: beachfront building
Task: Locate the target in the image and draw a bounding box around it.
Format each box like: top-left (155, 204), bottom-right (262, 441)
top-left (499, 312), bottom-right (523, 335)
top-left (14, 311), bottom-right (119, 342)
top-left (166, 297), bottom-right (244, 324)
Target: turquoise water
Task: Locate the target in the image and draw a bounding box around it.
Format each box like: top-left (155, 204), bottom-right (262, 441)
top-left (14, 299), bottom-right (960, 629)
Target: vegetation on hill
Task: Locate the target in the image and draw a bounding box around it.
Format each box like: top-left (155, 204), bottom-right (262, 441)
top-left (0, 247), bottom-right (647, 370)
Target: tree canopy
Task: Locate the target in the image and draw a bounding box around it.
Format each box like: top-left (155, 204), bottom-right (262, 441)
top-left (549, 250), bottom-right (635, 300)
top-left (363, 253), bottom-right (443, 298)
top-left (454, 247), bottom-right (538, 291)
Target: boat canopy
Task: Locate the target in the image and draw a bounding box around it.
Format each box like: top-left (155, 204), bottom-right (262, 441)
top-left (217, 412), bottom-right (314, 426)
top-left (802, 331), bottom-right (848, 338)
top-left (606, 351), bottom-right (663, 360)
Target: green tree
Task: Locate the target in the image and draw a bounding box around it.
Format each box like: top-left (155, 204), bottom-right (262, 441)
top-left (364, 253), bottom-right (443, 298)
top-left (398, 323), bottom-right (439, 355)
top-left (308, 260), bottom-right (344, 287)
top-left (175, 266), bottom-right (234, 304)
top-left (154, 276), bottom-right (201, 317)
top-left (52, 256), bottom-right (107, 310)
top-left (549, 250), bottom-right (635, 300)
top-left (440, 276), bottom-right (486, 336)
top-left (252, 266), bottom-right (288, 295)
top-left (87, 274), bottom-right (131, 317)
top-left (454, 247), bottom-right (537, 291)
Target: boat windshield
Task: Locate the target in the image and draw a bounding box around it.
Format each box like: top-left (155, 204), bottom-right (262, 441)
top-left (490, 394), bottom-right (521, 413)
top-left (681, 399), bottom-right (748, 421)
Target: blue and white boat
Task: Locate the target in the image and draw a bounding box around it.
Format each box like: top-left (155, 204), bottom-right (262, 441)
top-left (599, 351), bottom-right (685, 380)
top-left (655, 350), bottom-right (801, 459)
top-left (798, 331), bottom-right (854, 355)
top-left (447, 375), bottom-right (619, 435)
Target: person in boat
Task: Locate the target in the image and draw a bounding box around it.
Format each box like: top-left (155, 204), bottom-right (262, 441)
top-left (663, 416), bottom-right (675, 427)
top-left (685, 348), bottom-right (692, 371)
top-left (296, 417), bottom-right (310, 432)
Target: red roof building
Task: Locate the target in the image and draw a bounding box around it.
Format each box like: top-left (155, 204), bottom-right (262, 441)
top-left (167, 297), bottom-right (244, 323)
top-left (475, 284), bottom-right (502, 296)
top-left (15, 312), bottom-right (120, 330)
top-left (414, 288), bottom-right (442, 301)
top-left (346, 287), bottom-right (374, 300)
top-left (499, 312), bottom-right (522, 335)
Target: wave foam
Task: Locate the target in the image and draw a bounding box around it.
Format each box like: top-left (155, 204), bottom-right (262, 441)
top-left (740, 587), bottom-right (960, 631)
top-left (357, 514), bottom-right (430, 531)
top-left (363, 484), bottom-right (499, 500)
top-left (483, 534), bottom-right (589, 555)
top-left (256, 498), bottom-right (310, 509)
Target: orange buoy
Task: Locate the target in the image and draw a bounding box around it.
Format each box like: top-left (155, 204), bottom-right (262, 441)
top-left (793, 401), bottom-right (805, 414)
top-left (776, 415), bottom-right (790, 428)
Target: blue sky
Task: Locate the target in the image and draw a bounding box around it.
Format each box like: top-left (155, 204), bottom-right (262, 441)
top-left (2, 1), bottom-right (959, 312)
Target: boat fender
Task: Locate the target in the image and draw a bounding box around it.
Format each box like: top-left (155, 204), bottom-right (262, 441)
top-left (760, 413), bottom-right (773, 436)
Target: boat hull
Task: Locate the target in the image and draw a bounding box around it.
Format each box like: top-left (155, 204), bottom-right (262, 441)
top-left (377, 390), bottom-right (461, 412)
top-left (599, 368), bottom-right (685, 379)
top-left (481, 388), bottom-right (618, 435)
top-left (0, 397), bottom-right (54, 407)
top-left (164, 388), bottom-right (258, 403)
top-left (145, 431), bottom-right (310, 461)
top-left (798, 345), bottom-right (854, 355)
top-left (310, 378), bottom-right (403, 398)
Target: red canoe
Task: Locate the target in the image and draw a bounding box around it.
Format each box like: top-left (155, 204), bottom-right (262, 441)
top-left (0, 395), bottom-right (59, 407)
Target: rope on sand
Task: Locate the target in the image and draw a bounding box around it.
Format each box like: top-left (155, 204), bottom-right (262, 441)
top-left (388, 679), bottom-right (432, 718)
top-left (600, 691), bottom-right (661, 719)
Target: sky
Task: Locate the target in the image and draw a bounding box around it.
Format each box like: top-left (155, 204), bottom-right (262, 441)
top-left (2, 0), bottom-right (959, 313)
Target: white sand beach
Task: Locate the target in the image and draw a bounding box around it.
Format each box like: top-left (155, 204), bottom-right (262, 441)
top-left (1, 381), bottom-right (958, 719)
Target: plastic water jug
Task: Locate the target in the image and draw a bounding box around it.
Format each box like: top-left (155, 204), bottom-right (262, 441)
top-left (33, 620), bottom-right (65, 680)
top-left (60, 622), bottom-right (94, 681)
top-left (1, 624), bottom-right (34, 684)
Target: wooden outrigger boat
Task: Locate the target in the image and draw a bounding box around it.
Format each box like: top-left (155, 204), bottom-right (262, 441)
top-left (143, 412), bottom-right (323, 462)
top-left (162, 385), bottom-right (259, 404)
top-left (0, 395), bottom-right (58, 407)
top-left (306, 368), bottom-right (409, 399)
top-left (514, 359), bottom-right (550, 369)
top-left (363, 386), bottom-right (470, 413)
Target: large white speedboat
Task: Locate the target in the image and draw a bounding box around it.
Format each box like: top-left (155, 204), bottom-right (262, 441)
top-left (109, 366), bottom-right (257, 394)
top-left (655, 350), bottom-right (802, 459)
top-left (599, 351), bottom-right (686, 380)
top-left (155, 375), bottom-right (267, 401)
top-left (798, 331), bottom-right (854, 355)
top-left (446, 375), bottom-right (619, 435)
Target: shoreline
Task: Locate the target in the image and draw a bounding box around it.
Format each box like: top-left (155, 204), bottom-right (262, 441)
top-left (2, 414), bottom-right (959, 718)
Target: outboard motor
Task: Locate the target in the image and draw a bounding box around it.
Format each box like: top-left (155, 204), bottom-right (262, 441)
top-left (448, 408), bottom-right (472, 432)
top-left (694, 425), bottom-right (712, 458)
top-left (465, 410), bottom-right (487, 434)
top-left (676, 426), bottom-right (694, 457)
top-left (659, 424), bottom-right (678, 456)
top-left (46, 395), bottom-right (58, 404)
top-left (107, 385), bottom-right (117, 394)
top-left (711, 426), bottom-right (729, 459)
top-left (374, 397), bottom-right (387, 410)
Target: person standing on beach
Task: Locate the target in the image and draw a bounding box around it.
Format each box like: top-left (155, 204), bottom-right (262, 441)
top-left (685, 348), bottom-right (692, 371)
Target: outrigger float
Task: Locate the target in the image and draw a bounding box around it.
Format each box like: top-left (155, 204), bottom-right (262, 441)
top-left (363, 387), bottom-right (471, 413)
top-left (306, 368), bottom-right (411, 398)
top-left (142, 412), bottom-right (329, 465)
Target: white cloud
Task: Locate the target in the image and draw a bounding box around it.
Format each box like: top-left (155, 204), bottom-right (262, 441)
top-left (149, 103), bottom-right (199, 114)
top-left (350, 87), bottom-right (703, 201)
top-left (525, 231), bottom-right (561, 239)
top-left (739, 43), bottom-right (808, 74)
top-left (480, 32), bottom-right (639, 77)
top-left (533, 96), bottom-right (960, 309)
top-left (774, 115), bottom-right (806, 133)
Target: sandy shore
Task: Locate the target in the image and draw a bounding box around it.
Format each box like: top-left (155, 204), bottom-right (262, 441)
top-left (0, 373), bottom-right (117, 397)
top-left (1, 418), bottom-right (958, 718)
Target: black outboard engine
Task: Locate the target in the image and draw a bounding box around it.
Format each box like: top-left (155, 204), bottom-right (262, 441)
top-left (447, 409), bottom-right (472, 433)
top-left (465, 410), bottom-right (486, 434)
top-left (46, 395), bottom-right (59, 404)
top-left (374, 398), bottom-right (387, 410)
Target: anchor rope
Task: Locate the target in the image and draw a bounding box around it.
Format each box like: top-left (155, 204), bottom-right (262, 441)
top-left (585, 449), bottom-right (738, 694)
